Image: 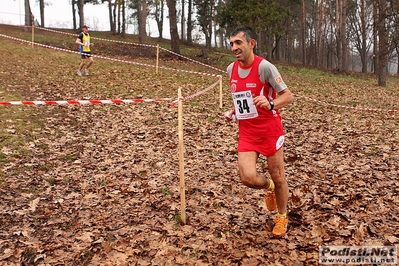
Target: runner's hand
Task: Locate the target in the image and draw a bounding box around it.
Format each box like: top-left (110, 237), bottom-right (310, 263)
top-left (253, 95), bottom-right (270, 110)
top-left (224, 110), bottom-right (237, 122)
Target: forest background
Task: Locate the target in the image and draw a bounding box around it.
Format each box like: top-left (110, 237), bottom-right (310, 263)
top-left (13, 0), bottom-right (399, 86)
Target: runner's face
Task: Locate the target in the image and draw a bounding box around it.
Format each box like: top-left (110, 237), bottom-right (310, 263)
top-left (229, 32), bottom-right (255, 66)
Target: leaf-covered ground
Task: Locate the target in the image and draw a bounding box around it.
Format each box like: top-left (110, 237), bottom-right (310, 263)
top-left (0, 25), bottom-right (398, 265)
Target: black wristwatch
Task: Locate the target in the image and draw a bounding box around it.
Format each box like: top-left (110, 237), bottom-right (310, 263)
top-left (269, 100), bottom-right (274, 111)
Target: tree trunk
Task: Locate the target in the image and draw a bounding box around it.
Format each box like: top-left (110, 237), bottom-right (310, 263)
top-left (341, 0), bottom-right (348, 72)
top-left (397, 52), bottom-right (399, 75)
top-left (336, 0), bottom-right (342, 70)
top-left (187, 0), bottom-right (192, 44)
top-left (24, 0), bottom-right (33, 26)
top-left (117, 2), bottom-right (121, 33)
top-left (360, 0), bottom-right (368, 73)
top-left (137, 0), bottom-right (147, 43)
top-left (166, 0), bottom-right (180, 53)
top-left (286, 17), bottom-right (293, 64)
top-left (327, 2), bottom-right (334, 69)
top-left (121, 0), bottom-right (126, 37)
top-left (107, 0), bottom-right (115, 33)
top-left (301, 0), bottom-right (306, 65)
top-left (72, 0), bottom-right (77, 30)
top-left (77, 0), bottom-right (85, 28)
top-left (39, 0), bottom-right (44, 27)
top-left (181, 0), bottom-right (185, 41)
top-left (372, 1), bottom-right (378, 73)
top-left (377, 0), bottom-right (388, 86)
top-left (155, 0), bottom-right (164, 39)
top-left (113, 1), bottom-right (117, 34)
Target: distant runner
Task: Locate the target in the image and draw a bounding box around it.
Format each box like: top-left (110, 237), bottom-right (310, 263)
top-left (75, 25), bottom-right (94, 76)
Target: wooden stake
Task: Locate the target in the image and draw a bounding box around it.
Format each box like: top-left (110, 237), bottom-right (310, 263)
top-left (219, 76), bottom-right (223, 108)
top-left (31, 23), bottom-right (34, 48)
top-left (156, 44), bottom-right (159, 75)
top-left (178, 88), bottom-right (186, 224)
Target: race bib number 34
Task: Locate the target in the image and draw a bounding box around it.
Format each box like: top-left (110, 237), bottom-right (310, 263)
top-left (232, 90), bottom-right (258, 120)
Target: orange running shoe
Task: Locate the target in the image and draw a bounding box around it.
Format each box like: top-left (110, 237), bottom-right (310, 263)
top-left (272, 216), bottom-right (288, 237)
top-left (265, 190), bottom-right (277, 211)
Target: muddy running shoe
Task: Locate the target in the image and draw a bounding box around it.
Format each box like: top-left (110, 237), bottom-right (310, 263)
top-left (84, 69), bottom-right (89, 76)
top-left (272, 216), bottom-right (288, 236)
top-left (76, 70), bottom-right (82, 76)
top-left (265, 190), bottom-right (277, 211)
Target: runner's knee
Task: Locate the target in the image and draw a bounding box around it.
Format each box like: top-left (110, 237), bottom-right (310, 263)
top-left (269, 167), bottom-right (285, 185)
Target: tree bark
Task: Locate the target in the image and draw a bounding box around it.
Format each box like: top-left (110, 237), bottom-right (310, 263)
top-left (372, 1), bottom-right (378, 73)
top-left (187, 0), bottom-right (192, 44)
top-left (341, 0), bottom-right (348, 72)
top-left (166, 0), bottom-right (180, 53)
top-left (121, 0), bottom-right (126, 37)
top-left (77, 0), bottom-right (85, 29)
top-left (24, 0), bottom-right (33, 26)
top-left (72, 0), bottom-right (77, 30)
top-left (107, 0), bottom-right (115, 33)
top-left (154, 0), bottom-right (164, 39)
top-left (301, 0), bottom-right (306, 65)
top-left (181, 0), bottom-right (185, 41)
top-left (360, 0), bottom-right (368, 73)
top-left (377, 0), bottom-right (388, 86)
top-left (39, 0), bottom-right (45, 27)
top-left (137, 0), bottom-right (147, 42)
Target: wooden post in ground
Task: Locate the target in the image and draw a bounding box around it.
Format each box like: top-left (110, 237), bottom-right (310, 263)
top-left (156, 44), bottom-right (159, 75)
top-left (178, 88), bottom-right (186, 224)
top-left (31, 23), bottom-right (34, 48)
top-left (219, 76), bottom-right (223, 108)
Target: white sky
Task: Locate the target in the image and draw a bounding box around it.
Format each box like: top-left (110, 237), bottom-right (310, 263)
top-left (0, 0), bottom-right (163, 37)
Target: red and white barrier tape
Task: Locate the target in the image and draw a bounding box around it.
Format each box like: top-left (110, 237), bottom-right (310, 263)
top-left (0, 33), bottom-right (222, 107)
top-left (33, 26), bottom-right (156, 48)
top-left (0, 33), bottom-right (222, 79)
top-left (33, 26), bottom-right (227, 74)
top-left (0, 98), bottom-right (173, 105)
top-left (294, 94), bottom-right (398, 113)
top-left (5, 30), bottom-right (394, 113)
top-left (171, 76), bottom-right (222, 106)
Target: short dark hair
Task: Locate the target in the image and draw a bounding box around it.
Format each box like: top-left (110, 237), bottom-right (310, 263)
top-left (230, 26), bottom-right (258, 42)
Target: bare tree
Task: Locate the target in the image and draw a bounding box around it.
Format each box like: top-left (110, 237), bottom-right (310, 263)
top-left (72, 0), bottom-right (77, 30)
top-left (341, 0), bottom-right (348, 71)
top-left (181, 0), bottom-right (185, 41)
top-left (301, 0), bottom-right (306, 65)
top-left (313, 0), bottom-right (324, 68)
top-left (121, 0), bottom-right (126, 36)
top-left (24, 0), bottom-right (33, 26)
top-left (186, 0), bottom-right (192, 44)
top-left (347, 0), bottom-right (372, 73)
top-left (336, 0), bottom-right (347, 71)
top-left (137, 0), bottom-right (147, 43)
top-left (376, 0), bottom-right (388, 86)
top-left (38, 0), bottom-right (45, 27)
top-left (152, 0), bottom-right (165, 39)
top-left (194, 0), bottom-right (214, 50)
top-left (77, 0), bottom-right (85, 28)
top-left (166, 0), bottom-right (180, 53)
top-left (104, 0), bottom-right (116, 33)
